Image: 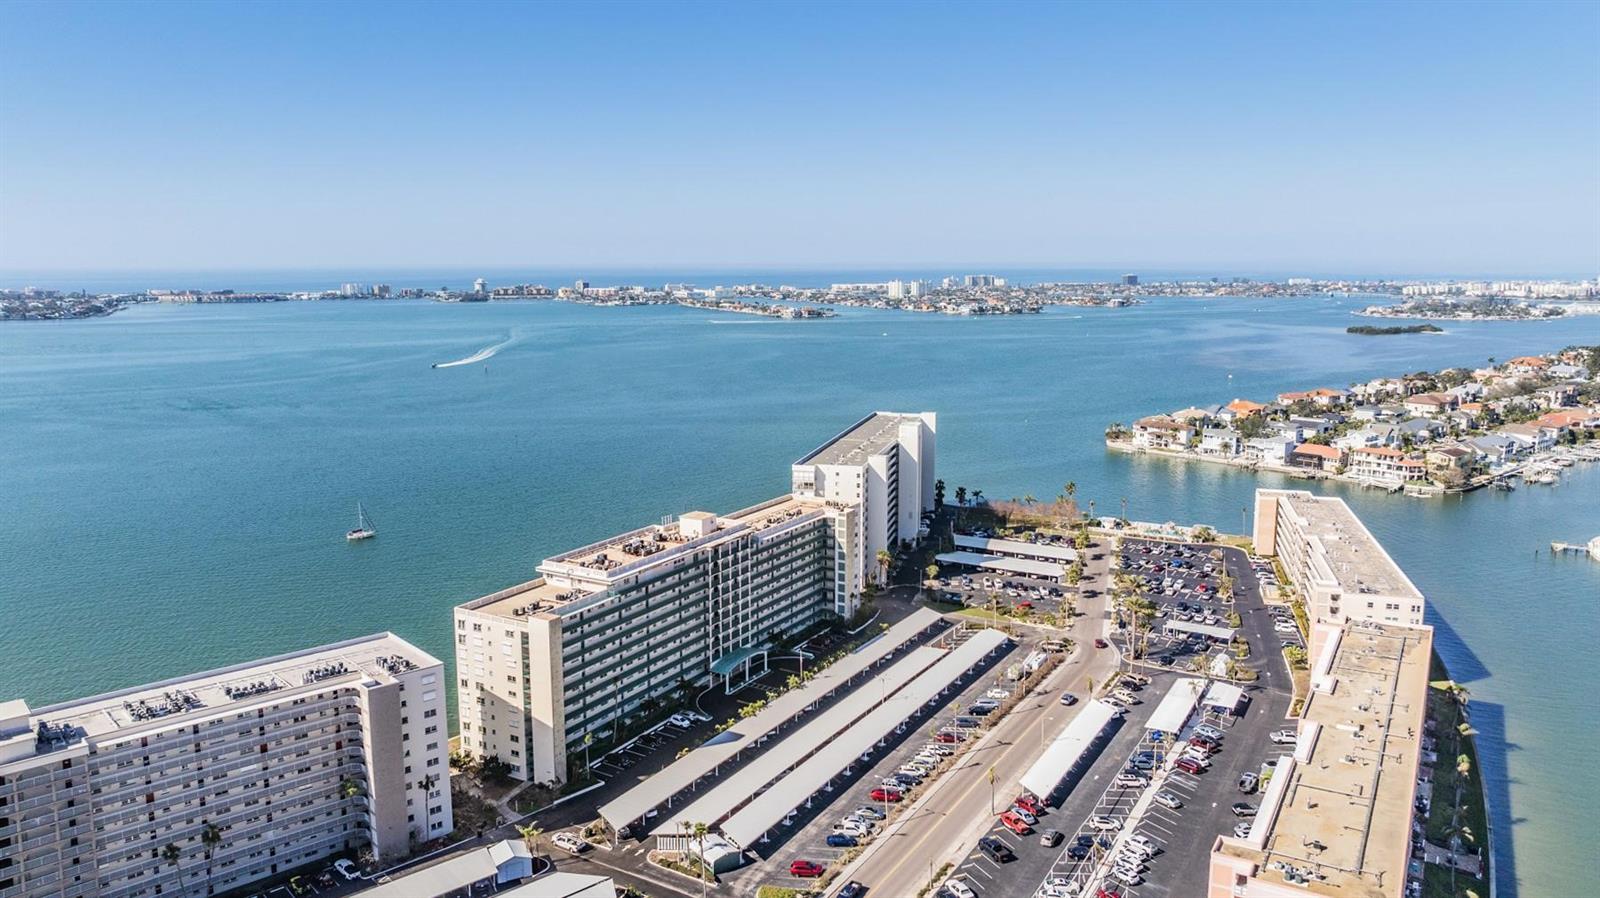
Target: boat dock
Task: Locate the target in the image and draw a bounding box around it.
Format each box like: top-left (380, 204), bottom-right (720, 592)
top-left (1549, 538), bottom-right (1600, 561)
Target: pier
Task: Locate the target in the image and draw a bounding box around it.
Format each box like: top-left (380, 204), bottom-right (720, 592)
top-left (1550, 538), bottom-right (1600, 561)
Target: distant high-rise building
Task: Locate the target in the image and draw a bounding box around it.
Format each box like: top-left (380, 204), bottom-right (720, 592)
top-left (962, 274), bottom-right (999, 288)
top-left (473, 277), bottom-right (488, 294)
top-left (1122, 274), bottom-right (1139, 286)
top-left (372, 283), bottom-right (392, 297)
top-left (575, 279), bottom-right (590, 291)
top-left (339, 283), bottom-right (364, 297)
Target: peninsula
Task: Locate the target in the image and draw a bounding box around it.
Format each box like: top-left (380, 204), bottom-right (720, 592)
top-left (1106, 347), bottom-right (1600, 496)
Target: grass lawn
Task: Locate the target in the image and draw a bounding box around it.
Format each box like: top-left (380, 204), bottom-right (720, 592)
top-left (1421, 653), bottom-right (1490, 898)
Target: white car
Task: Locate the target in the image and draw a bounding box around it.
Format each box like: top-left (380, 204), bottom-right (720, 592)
top-left (986, 688), bottom-right (1012, 700)
top-left (1113, 773), bottom-right (1148, 789)
top-left (1153, 790), bottom-right (1183, 809)
top-left (1111, 868), bottom-right (1143, 887)
top-left (943, 878), bottom-right (977, 898)
top-left (668, 713), bottom-right (694, 728)
top-left (1009, 806), bottom-right (1038, 825)
top-left (1088, 815), bottom-right (1121, 831)
top-left (1274, 622), bottom-right (1299, 634)
top-left (1126, 833), bottom-right (1162, 856)
top-left (551, 832), bottom-right (589, 854)
top-left (1269, 729), bottom-right (1298, 745)
top-left (1194, 724), bottom-right (1224, 741)
top-left (1234, 821), bottom-right (1253, 838)
top-left (331, 859), bottom-right (360, 881)
top-left (1111, 689), bottom-right (1140, 705)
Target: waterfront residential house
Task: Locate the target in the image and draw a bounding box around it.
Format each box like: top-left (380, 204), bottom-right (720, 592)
top-left (1402, 392), bottom-right (1455, 417)
top-left (1546, 362), bottom-right (1587, 379)
top-left (1348, 446), bottom-right (1426, 484)
top-left (1334, 424), bottom-right (1399, 452)
top-left (1505, 355), bottom-right (1551, 376)
top-left (1446, 382), bottom-right (1486, 403)
top-left (1352, 377), bottom-right (1405, 403)
top-left (1497, 421), bottom-right (1557, 452)
top-left (1243, 434), bottom-right (1296, 465)
top-left (1425, 444), bottom-right (1475, 483)
top-left (1397, 418), bottom-right (1446, 444)
top-left (1224, 398), bottom-right (1267, 420)
top-left (1537, 408), bottom-right (1599, 432)
top-left (1289, 442), bottom-right (1343, 472)
top-left (1132, 414), bottom-right (1196, 450)
top-left (1170, 405), bottom-right (1216, 426)
top-left (1198, 427), bottom-right (1242, 457)
top-left (1537, 382), bottom-right (1579, 408)
top-left (1467, 433), bottom-right (1522, 466)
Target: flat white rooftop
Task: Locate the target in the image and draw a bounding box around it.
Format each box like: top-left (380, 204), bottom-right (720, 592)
top-left (1143, 677), bottom-right (1205, 734)
top-left (796, 411), bottom-right (928, 467)
top-left (954, 534), bottom-right (1078, 563)
top-left (1268, 489), bottom-right (1424, 602)
top-left (598, 608), bottom-right (944, 830)
top-left (719, 628), bottom-right (1009, 848)
top-left (23, 632), bottom-right (438, 743)
top-left (936, 551), bottom-right (1065, 580)
top-left (1019, 699), bottom-right (1119, 799)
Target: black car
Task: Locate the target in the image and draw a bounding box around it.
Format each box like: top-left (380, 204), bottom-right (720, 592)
top-left (1067, 843), bottom-right (1090, 860)
top-left (978, 836), bottom-right (1015, 863)
top-left (839, 882), bottom-right (867, 898)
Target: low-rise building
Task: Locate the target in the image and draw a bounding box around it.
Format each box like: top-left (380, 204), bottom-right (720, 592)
top-left (1131, 415), bottom-right (1196, 450)
top-left (1347, 446), bottom-right (1425, 484)
top-left (1289, 442), bottom-right (1342, 472)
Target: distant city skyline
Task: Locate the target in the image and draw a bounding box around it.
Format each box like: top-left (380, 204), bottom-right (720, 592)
top-left (2, 1), bottom-right (1597, 273)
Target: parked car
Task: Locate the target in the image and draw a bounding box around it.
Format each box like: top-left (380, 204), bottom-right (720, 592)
top-left (1194, 724), bottom-right (1224, 740)
top-left (943, 879), bottom-right (977, 898)
top-left (551, 832), bottom-right (589, 854)
top-left (1126, 833), bottom-right (1162, 856)
top-left (1088, 815), bottom-right (1121, 832)
top-left (1008, 806), bottom-right (1038, 825)
top-left (978, 835), bottom-right (1015, 863)
top-left (331, 860), bottom-right (360, 881)
top-left (1113, 772), bottom-right (1148, 789)
top-left (1039, 828), bottom-right (1063, 848)
top-left (790, 860), bottom-right (825, 878)
top-left (869, 788), bottom-right (902, 802)
top-left (1233, 821), bottom-right (1253, 838)
top-left (855, 806), bottom-right (886, 820)
top-left (1014, 793), bottom-right (1042, 815)
top-left (1269, 729), bottom-right (1298, 745)
top-left (999, 810), bottom-right (1032, 835)
top-left (668, 713), bottom-right (695, 728)
top-left (826, 833), bottom-right (858, 847)
top-left (1174, 757), bottom-right (1206, 774)
top-left (1152, 790), bottom-right (1183, 810)
top-left (1231, 803), bottom-right (1258, 818)
top-left (1238, 772), bottom-right (1259, 793)
top-left (934, 731), bottom-right (961, 743)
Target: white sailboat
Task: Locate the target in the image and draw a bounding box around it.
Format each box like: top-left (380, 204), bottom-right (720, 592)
top-left (346, 502), bottom-right (377, 541)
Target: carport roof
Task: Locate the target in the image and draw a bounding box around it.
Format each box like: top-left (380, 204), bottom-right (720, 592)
top-left (953, 534), bottom-right (1078, 563)
top-left (598, 607), bottom-right (944, 830)
top-left (719, 628), bottom-right (1011, 849)
top-left (1143, 677), bottom-right (1206, 734)
top-left (1162, 619), bottom-right (1236, 640)
top-left (1018, 699), bottom-right (1119, 799)
top-left (935, 551), bottom-right (1065, 580)
top-left (1201, 681), bottom-right (1245, 710)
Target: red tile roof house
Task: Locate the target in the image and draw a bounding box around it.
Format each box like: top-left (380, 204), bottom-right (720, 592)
top-left (1537, 409), bottom-right (1599, 431)
top-left (1225, 398), bottom-right (1268, 419)
top-left (1348, 446), bottom-right (1427, 483)
top-left (1131, 415), bottom-right (1197, 450)
top-left (1289, 442), bottom-right (1343, 472)
top-left (1505, 355), bottom-right (1552, 376)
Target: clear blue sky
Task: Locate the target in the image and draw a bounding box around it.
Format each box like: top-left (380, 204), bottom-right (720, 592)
top-left (2, 0), bottom-right (1596, 276)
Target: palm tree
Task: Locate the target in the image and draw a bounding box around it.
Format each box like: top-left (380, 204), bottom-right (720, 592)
top-left (875, 548), bottom-right (893, 585)
top-left (934, 478), bottom-right (945, 508)
top-left (971, 489), bottom-right (984, 506)
top-left (416, 774), bottom-right (439, 840)
top-left (161, 843), bottom-right (187, 897)
top-left (954, 485), bottom-right (967, 508)
top-left (691, 821), bottom-right (712, 897)
top-left (200, 822), bottom-right (222, 896)
top-left (1064, 481), bottom-right (1076, 501)
top-left (517, 824), bottom-right (544, 858)
top-left (1022, 493), bottom-right (1037, 508)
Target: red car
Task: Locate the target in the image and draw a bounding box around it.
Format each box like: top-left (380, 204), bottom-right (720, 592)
top-left (1175, 757), bottom-right (1206, 774)
top-left (1094, 639), bottom-right (1109, 649)
top-left (999, 810), bottom-right (1032, 835)
top-left (1014, 794), bottom-right (1042, 815)
top-left (1017, 601), bottom-right (1033, 609)
top-left (1097, 889), bottom-right (1123, 898)
top-left (870, 788), bottom-right (903, 802)
top-left (790, 860), bottom-right (825, 878)
top-left (934, 731), bottom-right (961, 743)
top-left (1189, 736), bottom-right (1220, 753)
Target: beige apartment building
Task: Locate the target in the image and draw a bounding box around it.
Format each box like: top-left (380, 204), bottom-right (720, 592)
top-left (1253, 488), bottom-right (1426, 655)
top-left (455, 412), bottom-right (935, 785)
top-left (1208, 618), bottom-right (1433, 898)
top-left (0, 634), bottom-right (449, 898)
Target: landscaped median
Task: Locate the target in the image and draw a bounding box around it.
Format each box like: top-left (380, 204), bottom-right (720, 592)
top-left (1421, 655), bottom-right (1492, 898)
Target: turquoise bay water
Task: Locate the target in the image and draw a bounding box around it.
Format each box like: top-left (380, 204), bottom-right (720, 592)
top-left (2, 296), bottom-right (1597, 895)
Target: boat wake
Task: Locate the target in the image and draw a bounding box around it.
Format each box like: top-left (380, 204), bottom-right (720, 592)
top-left (432, 333), bottom-right (518, 368)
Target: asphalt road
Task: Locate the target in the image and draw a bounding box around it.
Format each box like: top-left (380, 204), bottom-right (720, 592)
top-left (834, 535), bottom-right (1120, 898)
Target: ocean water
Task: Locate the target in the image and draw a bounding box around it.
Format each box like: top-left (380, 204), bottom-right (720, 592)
top-left (2, 295), bottom-right (1596, 895)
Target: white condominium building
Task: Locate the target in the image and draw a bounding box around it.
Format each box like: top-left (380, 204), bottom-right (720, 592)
top-left (791, 411), bottom-right (937, 591)
top-left (1252, 489), bottom-right (1426, 654)
top-left (455, 412), bottom-right (936, 786)
top-left (0, 634), bottom-right (449, 898)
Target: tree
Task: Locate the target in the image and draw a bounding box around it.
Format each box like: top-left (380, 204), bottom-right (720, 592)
top-left (691, 822), bottom-right (712, 897)
top-left (934, 479), bottom-right (946, 508)
top-left (1192, 525), bottom-right (1216, 543)
top-left (517, 824), bottom-right (544, 857)
top-left (1236, 415), bottom-right (1271, 440)
top-left (416, 774), bottom-right (439, 840)
top-left (339, 777), bottom-right (363, 800)
top-left (162, 843), bottom-right (187, 897)
top-left (200, 822), bottom-right (222, 896)
top-left (1064, 481), bottom-right (1076, 501)
top-left (875, 548), bottom-right (893, 585)
top-left (955, 485), bottom-right (968, 508)
top-left (971, 489), bottom-right (984, 507)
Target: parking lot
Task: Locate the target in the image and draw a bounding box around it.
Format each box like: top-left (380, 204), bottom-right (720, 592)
top-left (934, 570), bottom-right (1073, 621)
top-left (729, 628), bottom-right (1026, 894)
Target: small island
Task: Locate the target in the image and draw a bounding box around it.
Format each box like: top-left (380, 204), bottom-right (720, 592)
top-left (1347, 324), bottom-right (1443, 335)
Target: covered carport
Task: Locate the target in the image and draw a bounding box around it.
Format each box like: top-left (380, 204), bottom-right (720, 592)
top-left (934, 550), bottom-right (1065, 582)
top-left (1017, 699), bottom-right (1120, 802)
